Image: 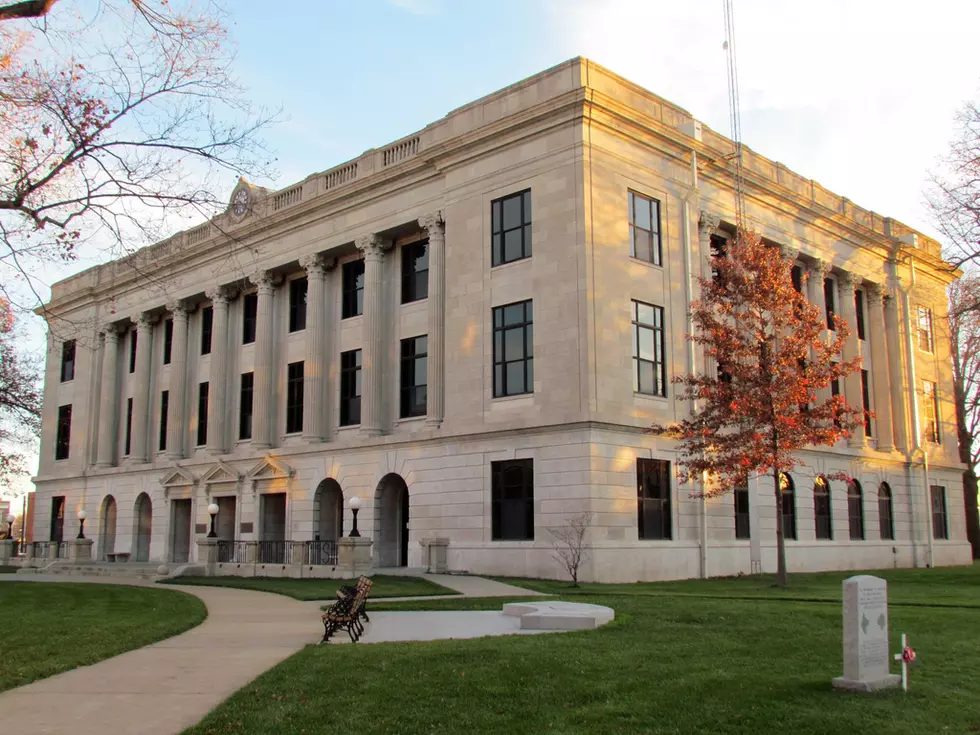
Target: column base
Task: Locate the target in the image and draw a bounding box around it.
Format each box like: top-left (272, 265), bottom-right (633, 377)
top-left (876, 443), bottom-right (895, 454)
top-left (847, 438), bottom-right (866, 449)
top-left (94, 461), bottom-right (115, 469)
top-left (250, 442), bottom-right (271, 450)
top-left (301, 434), bottom-right (324, 443)
top-left (359, 427), bottom-right (382, 438)
top-left (424, 417), bottom-right (443, 429)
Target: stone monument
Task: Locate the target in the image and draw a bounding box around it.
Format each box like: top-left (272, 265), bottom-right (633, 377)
top-left (832, 574), bottom-right (901, 692)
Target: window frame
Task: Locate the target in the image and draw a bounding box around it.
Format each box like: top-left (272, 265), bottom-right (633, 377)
top-left (288, 277), bottom-right (308, 333)
top-left (491, 189), bottom-right (532, 267)
top-left (847, 480), bottom-right (864, 541)
top-left (780, 473), bottom-right (797, 540)
top-left (242, 292), bottom-right (258, 344)
top-left (55, 404), bottom-right (72, 460)
top-left (200, 305), bottom-right (213, 355)
top-left (632, 300), bottom-right (667, 398)
top-left (401, 239), bottom-right (429, 304)
top-left (197, 382), bottom-right (209, 446)
top-left (340, 349), bottom-right (362, 426)
top-left (824, 277), bottom-right (836, 330)
top-left (124, 397), bottom-right (133, 456)
top-left (342, 260), bottom-right (365, 319)
top-left (128, 329), bottom-right (137, 373)
top-left (60, 340), bottom-right (76, 383)
top-left (855, 288), bottom-right (866, 341)
top-left (492, 300), bottom-right (534, 398)
top-left (734, 484), bottom-right (751, 540)
top-left (158, 390), bottom-right (169, 452)
top-left (637, 458), bottom-right (672, 540)
top-left (917, 306), bottom-right (934, 353)
top-left (923, 379), bottom-right (940, 443)
top-left (861, 369), bottom-right (872, 437)
top-left (628, 190), bottom-right (662, 266)
top-left (878, 483), bottom-right (894, 541)
top-left (814, 476), bottom-right (833, 540)
top-left (400, 335), bottom-right (428, 419)
top-left (491, 458), bottom-right (534, 541)
top-left (163, 317), bottom-right (173, 365)
top-left (931, 485), bottom-right (948, 540)
top-left (239, 372), bottom-right (254, 441)
top-left (285, 361), bottom-right (304, 434)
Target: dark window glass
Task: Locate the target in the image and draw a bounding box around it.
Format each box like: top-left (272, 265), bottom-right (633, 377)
top-left (289, 277), bottom-right (308, 332)
top-left (637, 458), bottom-right (671, 540)
top-left (197, 382), bottom-right (209, 446)
top-left (60, 340), bottom-right (76, 382)
top-left (848, 480), bottom-right (864, 540)
top-left (831, 376), bottom-right (842, 428)
top-left (861, 369), bottom-right (872, 436)
top-left (632, 300), bottom-right (666, 397)
top-left (824, 278), bottom-right (836, 330)
top-left (492, 300), bottom-right (533, 397)
top-left (342, 260), bottom-right (365, 319)
top-left (931, 485), bottom-right (948, 540)
top-left (401, 240), bottom-right (429, 303)
top-left (158, 390), bottom-right (169, 452)
top-left (791, 265), bottom-right (803, 293)
top-left (125, 397), bottom-right (133, 456)
top-left (239, 373), bottom-right (254, 440)
top-left (400, 335), bottom-right (428, 418)
top-left (491, 189), bottom-right (532, 267)
top-left (855, 289), bottom-right (866, 340)
top-left (242, 293), bottom-right (258, 344)
top-left (491, 459), bottom-right (534, 540)
top-left (286, 361), bottom-right (304, 434)
top-left (340, 349), bottom-right (362, 426)
top-left (129, 329), bottom-right (137, 373)
top-left (734, 484), bottom-right (750, 539)
top-left (201, 306), bottom-right (213, 355)
top-left (163, 317), bottom-right (173, 365)
top-left (814, 477), bottom-right (832, 540)
top-left (878, 483), bottom-right (894, 540)
top-left (628, 191), bottom-right (662, 265)
top-left (55, 404), bottom-right (72, 460)
top-left (780, 473), bottom-right (797, 540)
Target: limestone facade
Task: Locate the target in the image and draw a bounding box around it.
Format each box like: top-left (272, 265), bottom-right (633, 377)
top-left (31, 58), bottom-right (972, 581)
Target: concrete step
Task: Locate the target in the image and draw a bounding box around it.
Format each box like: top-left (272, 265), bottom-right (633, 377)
top-left (35, 562), bottom-right (165, 579)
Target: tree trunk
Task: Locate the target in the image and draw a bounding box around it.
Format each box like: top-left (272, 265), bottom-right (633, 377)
top-left (963, 468), bottom-right (980, 558)
top-left (773, 466), bottom-right (787, 587)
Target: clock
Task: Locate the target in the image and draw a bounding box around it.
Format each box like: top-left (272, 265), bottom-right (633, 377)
top-left (232, 187), bottom-right (250, 217)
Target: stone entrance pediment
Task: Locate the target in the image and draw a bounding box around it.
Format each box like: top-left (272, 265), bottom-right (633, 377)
top-left (245, 455), bottom-right (295, 482)
top-left (200, 460), bottom-right (242, 490)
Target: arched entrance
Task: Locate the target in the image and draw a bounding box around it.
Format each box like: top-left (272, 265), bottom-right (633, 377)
top-left (98, 495), bottom-right (117, 561)
top-left (313, 479), bottom-right (344, 542)
top-left (375, 473), bottom-right (409, 567)
top-left (134, 493), bottom-right (152, 562)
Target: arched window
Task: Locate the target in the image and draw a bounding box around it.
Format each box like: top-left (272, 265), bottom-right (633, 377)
top-left (779, 473), bottom-right (796, 540)
top-left (814, 476), bottom-right (833, 540)
top-left (878, 483), bottom-right (894, 541)
top-left (847, 480), bottom-right (864, 540)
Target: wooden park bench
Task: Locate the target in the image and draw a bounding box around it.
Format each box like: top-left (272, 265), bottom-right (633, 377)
top-left (321, 576), bottom-right (373, 643)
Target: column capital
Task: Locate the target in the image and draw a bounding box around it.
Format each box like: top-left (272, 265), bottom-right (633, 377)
top-left (136, 312), bottom-right (158, 330)
top-left (418, 211), bottom-right (445, 234)
top-left (808, 258), bottom-right (832, 277)
top-left (698, 211), bottom-right (721, 233)
top-left (355, 233), bottom-right (390, 260)
top-left (299, 252), bottom-right (334, 278)
top-left (837, 271), bottom-right (857, 293)
top-left (865, 282), bottom-right (885, 303)
top-left (779, 244), bottom-right (799, 261)
top-left (166, 300), bottom-right (193, 320)
top-left (206, 286), bottom-right (233, 305)
top-left (249, 269), bottom-right (281, 294)
top-left (100, 321), bottom-right (123, 339)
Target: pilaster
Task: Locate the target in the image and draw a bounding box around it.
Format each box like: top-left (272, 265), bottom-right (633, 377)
top-left (300, 253), bottom-right (328, 441)
top-left (206, 287), bottom-right (232, 454)
top-left (356, 234), bottom-right (391, 437)
top-left (837, 272), bottom-right (865, 447)
top-left (866, 283), bottom-right (895, 452)
top-left (95, 324), bottom-right (122, 468)
top-left (250, 270), bottom-right (281, 449)
top-left (419, 211), bottom-right (446, 428)
top-left (166, 301), bottom-right (191, 459)
top-left (130, 312), bottom-right (157, 463)
top-left (884, 288), bottom-right (910, 452)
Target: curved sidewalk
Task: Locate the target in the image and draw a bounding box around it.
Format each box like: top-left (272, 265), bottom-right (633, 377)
top-left (0, 576), bottom-right (320, 735)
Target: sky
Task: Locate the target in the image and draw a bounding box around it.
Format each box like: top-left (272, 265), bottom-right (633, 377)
top-left (5, 0), bottom-right (980, 497)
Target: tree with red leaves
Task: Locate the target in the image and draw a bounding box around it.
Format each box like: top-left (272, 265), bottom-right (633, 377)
top-left (0, 296), bottom-right (41, 485)
top-left (651, 229), bottom-right (864, 587)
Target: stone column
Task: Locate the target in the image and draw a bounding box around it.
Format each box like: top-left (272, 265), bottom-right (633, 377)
top-left (808, 259), bottom-right (833, 406)
top-left (95, 324), bottom-right (122, 468)
top-left (837, 272), bottom-right (865, 447)
top-left (356, 234), bottom-right (390, 437)
top-left (250, 270), bottom-right (280, 449)
top-left (866, 284), bottom-right (894, 452)
top-left (130, 312), bottom-right (157, 463)
top-left (166, 301), bottom-right (190, 459)
top-left (419, 212), bottom-right (446, 428)
top-left (300, 254), bottom-right (328, 441)
top-left (206, 287), bottom-right (231, 454)
top-left (884, 291), bottom-right (910, 452)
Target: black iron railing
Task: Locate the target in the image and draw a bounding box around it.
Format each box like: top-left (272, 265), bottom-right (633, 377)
top-left (305, 540), bottom-right (338, 566)
top-left (257, 540), bottom-right (286, 565)
top-left (216, 539), bottom-right (249, 563)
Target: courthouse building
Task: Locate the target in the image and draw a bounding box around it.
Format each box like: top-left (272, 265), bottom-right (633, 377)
top-left (31, 58), bottom-right (972, 581)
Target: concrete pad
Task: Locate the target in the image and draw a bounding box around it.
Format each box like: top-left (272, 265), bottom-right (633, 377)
top-left (502, 601), bottom-right (615, 630)
top-left (327, 610), bottom-right (553, 644)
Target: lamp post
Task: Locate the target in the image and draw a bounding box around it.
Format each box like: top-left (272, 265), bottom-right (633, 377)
top-left (348, 496), bottom-right (361, 537)
top-left (207, 503), bottom-right (219, 538)
top-left (76, 508), bottom-right (87, 540)
top-left (5, 513), bottom-right (13, 544)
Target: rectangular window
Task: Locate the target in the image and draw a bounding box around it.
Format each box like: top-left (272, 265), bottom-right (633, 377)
top-left (197, 382), bottom-right (209, 446)
top-left (129, 329), bottom-right (137, 373)
top-left (917, 306), bottom-right (934, 353)
top-left (637, 458), bottom-right (672, 540)
top-left (814, 479), bottom-right (833, 540)
top-left (289, 277), bottom-right (308, 332)
top-left (709, 234), bottom-right (727, 283)
top-left (400, 335), bottom-right (428, 418)
top-left (734, 484), bottom-right (750, 540)
top-left (861, 369), bottom-right (872, 436)
top-left (401, 240), bottom-right (429, 303)
top-left (931, 485), bottom-right (948, 540)
top-left (55, 404), bottom-right (72, 460)
top-left (239, 372), bottom-right (254, 440)
top-left (342, 260), bottom-right (365, 319)
top-left (491, 459), bottom-right (534, 540)
top-left (60, 340), bottom-right (76, 382)
top-left (824, 277), bottom-right (836, 330)
top-left (491, 189), bottom-right (532, 266)
top-left (855, 289), bottom-right (866, 341)
top-left (340, 350), bottom-right (362, 426)
top-left (923, 380), bottom-right (940, 443)
top-left (286, 361), bottom-right (304, 434)
top-left (242, 293), bottom-right (258, 344)
top-left (158, 390), bottom-right (169, 451)
top-left (791, 264), bottom-right (803, 293)
top-left (628, 191), bottom-right (662, 266)
top-left (163, 317), bottom-right (173, 365)
top-left (124, 397), bottom-right (133, 456)
top-left (781, 486), bottom-right (797, 540)
top-left (201, 306), bottom-right (213, 355)
top-left (492, 300), bottom-right (533, 398)
top-left (632, 300), bottom-right (666, 397)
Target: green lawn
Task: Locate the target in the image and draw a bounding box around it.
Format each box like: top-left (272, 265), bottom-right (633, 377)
top-left (0, 582), bottom-right (206, 692)
top-left (185, 565), bottom-right (980, 735)
top-left (161, 574), bottom-right (457, 601)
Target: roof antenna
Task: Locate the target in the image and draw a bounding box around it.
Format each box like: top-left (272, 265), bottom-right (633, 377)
top-left (722, 0), bottom-right (745, 229)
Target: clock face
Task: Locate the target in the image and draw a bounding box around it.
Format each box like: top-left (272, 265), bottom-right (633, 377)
top-left (232, 187), bottom-right (249, 217)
